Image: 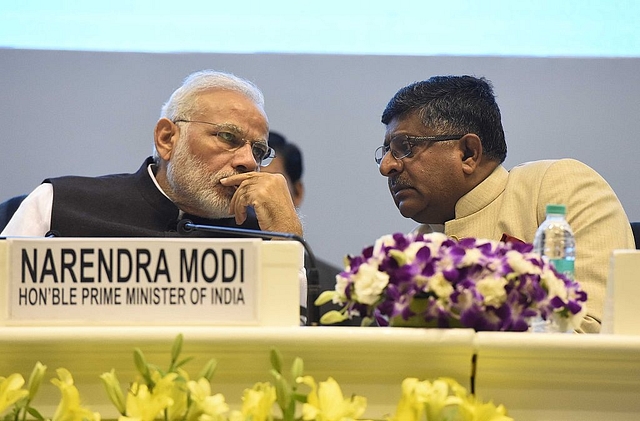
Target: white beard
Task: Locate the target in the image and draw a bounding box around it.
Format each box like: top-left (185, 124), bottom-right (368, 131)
top-left (165, 138), bottom-right (236, 219)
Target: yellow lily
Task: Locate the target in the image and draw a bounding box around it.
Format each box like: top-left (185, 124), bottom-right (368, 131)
top-left (50, 368), bottom-right (100, 421)
top-left (299, 376), bottom-right (367, 421)
top-left (185, 378), bottom-right (229, 421)
top-left (27, 362), bottom-right (47, 400)
top-left (237, 382), bottom-right (276, 421)
top-left (121, 373), bottom-right (177, 421)
top-left (0, 373), bottom-right (28, 414)
top-left (100, 370), bottom-right (126, 415)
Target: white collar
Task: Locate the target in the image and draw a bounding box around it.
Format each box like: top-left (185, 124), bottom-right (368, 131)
top-left (147, 163), bottom-right (184, 218)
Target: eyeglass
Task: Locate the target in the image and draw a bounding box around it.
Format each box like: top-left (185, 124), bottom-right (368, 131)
top-left (174, 119), bottom-right (275, 166)
top-left (374, 134), bottom-right (465, 165)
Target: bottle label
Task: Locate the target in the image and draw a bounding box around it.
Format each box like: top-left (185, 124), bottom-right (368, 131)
top-left (550, 258), bottom-right (575, 279)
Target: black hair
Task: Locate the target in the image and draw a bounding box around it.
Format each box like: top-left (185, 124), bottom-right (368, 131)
top-left (268, 131), bottom-right (304, 183)
top-left (381, 75), bottom-right (507, 163)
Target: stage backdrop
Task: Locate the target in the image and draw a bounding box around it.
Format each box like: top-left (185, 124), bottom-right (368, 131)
top-left (1, 49), bottom-right (639, 268)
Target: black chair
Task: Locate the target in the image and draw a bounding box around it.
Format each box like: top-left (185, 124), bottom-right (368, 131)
top-left (0, 194), bottom-right (27, 232)
top-left (631, 222), bottom-right (640, 250)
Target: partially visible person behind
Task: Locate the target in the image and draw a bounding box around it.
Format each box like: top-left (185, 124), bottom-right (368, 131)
top-left (1, 69), bottom-right (307, 317)
top-left (375, 75), bottom-right (634, 333)
top-left (264, 132), bottom-right (305, 209)
top-left (263, 131), bottom-right (360, 325)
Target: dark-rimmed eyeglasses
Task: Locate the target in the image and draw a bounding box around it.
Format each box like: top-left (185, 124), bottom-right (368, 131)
top-left (174, 119), bottom-right (275, 167)
top-left (374, 134), bottom-right (465, 165)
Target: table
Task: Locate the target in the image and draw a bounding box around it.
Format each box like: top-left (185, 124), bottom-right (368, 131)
top-left (2, 326), bottom-right (639, 420)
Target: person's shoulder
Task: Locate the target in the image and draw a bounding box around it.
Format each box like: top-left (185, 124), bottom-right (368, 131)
top-left (45, 159), bottom-right (150, 186)
top-left (510, 158), bottom-right (599, 177)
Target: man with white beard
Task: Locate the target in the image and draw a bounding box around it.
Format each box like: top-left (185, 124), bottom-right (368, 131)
top-left (2, 69), bottom-right (302, 238)
top-left (1, 70), bottom-right (306, 321)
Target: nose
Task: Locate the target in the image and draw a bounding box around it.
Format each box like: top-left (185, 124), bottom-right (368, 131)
top-left (233, 142), bottom-right (259, 172)
top-left (378, 150), bottom-right (402, 177)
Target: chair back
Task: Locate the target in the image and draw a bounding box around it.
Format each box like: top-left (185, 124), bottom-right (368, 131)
top-left (632, 222), bottom-right (640, 250)
top-left (0, 194), bottom-right (27, 232)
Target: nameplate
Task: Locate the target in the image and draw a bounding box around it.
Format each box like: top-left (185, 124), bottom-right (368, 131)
top-left (0, 238), bottom-right (301, 326)
top-left (602, 249), bottom-right (640, 335)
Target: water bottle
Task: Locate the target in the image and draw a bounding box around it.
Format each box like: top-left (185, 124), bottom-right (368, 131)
top-left (531, 204), bottom-right (575, 332)
top-left (533, 204), bottom-right (575, 280)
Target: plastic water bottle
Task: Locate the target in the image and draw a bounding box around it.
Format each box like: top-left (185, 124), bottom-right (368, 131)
top-left (531, 204), bottom-right (575, 332)
top-left (533, 204), bottom-right (575, 280)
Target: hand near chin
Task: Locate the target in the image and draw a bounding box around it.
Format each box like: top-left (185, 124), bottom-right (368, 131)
top-left (220, 172), bottom-right (303, 237)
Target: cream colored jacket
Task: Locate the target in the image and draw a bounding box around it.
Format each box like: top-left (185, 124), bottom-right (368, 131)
top-left (416, 159), bottom-right (634, 333)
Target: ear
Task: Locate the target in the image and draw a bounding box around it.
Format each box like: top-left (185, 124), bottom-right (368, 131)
top-left (291, 180), bottom-right (305, 208)
top-left (154, 118), bottom-right (180, 161)
top-left (459, 134), bottom-right (482, 175)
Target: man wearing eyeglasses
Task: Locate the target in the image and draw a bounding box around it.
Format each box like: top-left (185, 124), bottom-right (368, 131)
top-left (1, 70), bottom-right (302, 239)
top-left (376, 75), bottom-right (634, 333)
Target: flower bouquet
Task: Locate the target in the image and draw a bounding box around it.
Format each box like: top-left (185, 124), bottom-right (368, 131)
top-left (316, 232), bottom-right (587, 331)
top-left (0, 334), bottom-right (514, 421)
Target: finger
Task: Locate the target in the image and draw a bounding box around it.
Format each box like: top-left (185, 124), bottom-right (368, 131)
top-left (220, 172), bottom-right (254, 187)
top-left (228, 188), bottom-right (248, 224)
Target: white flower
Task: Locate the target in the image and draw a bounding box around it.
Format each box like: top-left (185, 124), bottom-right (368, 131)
top-left (476, 276), bottom-right (508, 307)
top-left (334, 273), bottom-right (350, 297)
top-left (461, 247), bottom-right (484, 266)
top-left (352, 262), bottom-right (390, 305)
top-left (541, 268), bottom-right (568, 300)
top-left (424, 232), bottom-right (449, 255)
top-left (506, 250), bottom-right (541, 275)
top-left (426, 232), bottom-right (449, 246)
top-left (403, 241), bottom-right (428, 261)
top-left (565, 304), bottom-right (588, 330)
top-left (372, 234), bottom-right (397, 257)
top-left (427, 273), bottom-right (454, 300)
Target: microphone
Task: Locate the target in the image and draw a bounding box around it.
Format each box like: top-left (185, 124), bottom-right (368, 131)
top-left (177, 219), bottom-right (320, 326)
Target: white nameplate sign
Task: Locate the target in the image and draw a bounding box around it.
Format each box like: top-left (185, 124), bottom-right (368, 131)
top-left (0, 237), bottom-right (302, 326)
top-left (602, 249), bottom-right (640, 335)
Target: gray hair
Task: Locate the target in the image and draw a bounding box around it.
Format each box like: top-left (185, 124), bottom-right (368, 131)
top-left (153, 70), bottom-right (265, 160)
top-left (161, 69), bottom-right (265, 120)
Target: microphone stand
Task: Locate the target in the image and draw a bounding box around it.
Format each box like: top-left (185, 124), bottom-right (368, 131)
top-left (177, 220), bottom-right (320, 326)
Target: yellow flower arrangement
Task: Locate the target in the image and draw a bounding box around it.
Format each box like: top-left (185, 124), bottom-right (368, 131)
top-left (1, 335), bottom-right (512, 421)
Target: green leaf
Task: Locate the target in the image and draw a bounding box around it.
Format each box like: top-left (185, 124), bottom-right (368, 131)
top-left (269, 368), bottom-right (281, 378)
top-left (314, 290), bottom-right (335, 305)
top-left (292, 392), bottom-right (308, 403)
top-left (291, 357), bottom-right (304, 381)
top-left (198, 358), bottom-right (218, 381)
top-left (6, 403), bottom-right (20, 421)
top-left (282, 400), bottom-right (296, 421)
top-left (171, 334), bottom-right (184, 365)
top-left (389, 248), bottom-right (408, 266)
top-left (361, 316), bottom-right (376, 326)
top-left (319, 310), bottom-right (348, 325)
top-left (174, 356), bottom-right (194, 370)
top-left (26, 406), bottom-right (45, 421)
top-left (274, 376), bottom-right (291, 412)
top-left (133, 348), bottom-right (152, 385)
top-left (133, 348), bottom-right (147, 374)
top-left (270, 347), bottom-right (283, 374)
